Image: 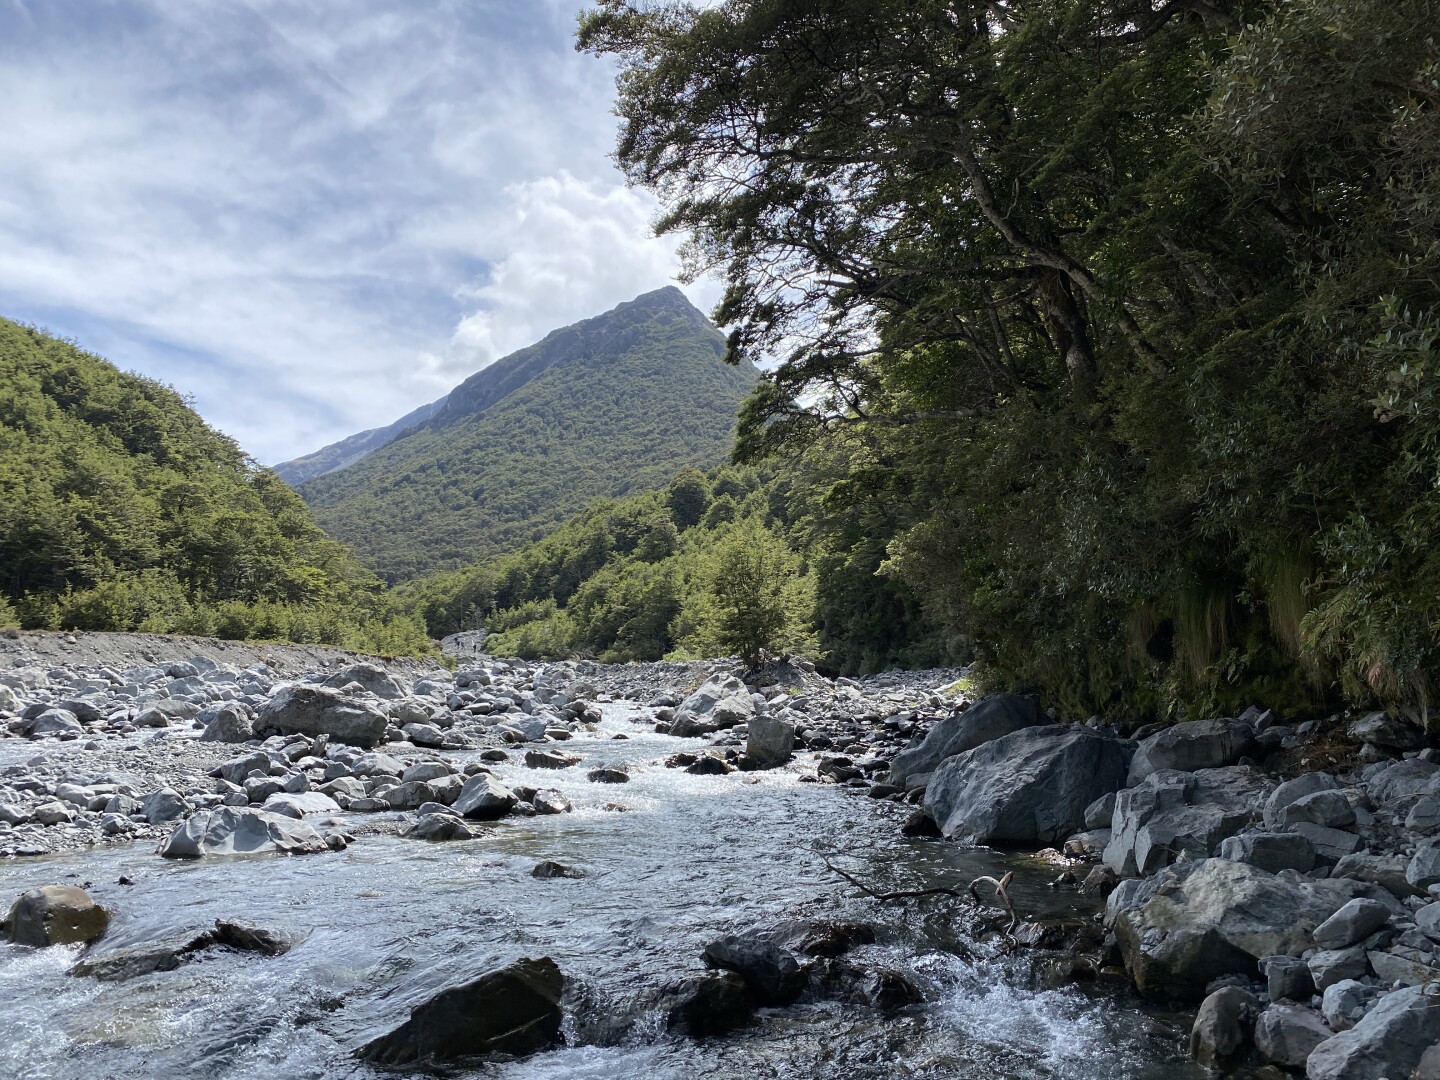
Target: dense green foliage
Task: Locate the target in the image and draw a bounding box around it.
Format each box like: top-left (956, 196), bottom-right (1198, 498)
top-left (0, 318), bottom-right (430, 654)
top-left (296, 287), bottom-right (760, 581)
top-left (580, 0), bottom-right (1440, 715)
top-left (401, 458), bottom-right (962, 671)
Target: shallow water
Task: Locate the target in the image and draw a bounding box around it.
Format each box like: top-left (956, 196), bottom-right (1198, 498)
top-left (0, 706), bottom-right (1205, 1080)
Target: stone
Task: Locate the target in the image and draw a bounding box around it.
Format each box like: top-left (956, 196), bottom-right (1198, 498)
top-left (404, 815), bottom-right (476, 841)
top-left (1281, 790), bottom-right (1357, 830)
top-left (1254, 1004), bottom-right (1332, 1069)
top-left (157, 807), bottom-right (329, 858)
top-left (325, 663), bottom-right (406, 700)
top-left (524, 749), bottom-right (581, 770)
top-left (1306, 984), bottom-right (1440, 1080)
top-left (531, 789), bottom-right (573, 815)
top-left (1080, 865), bottom-right (1119, 898)
top-left (142, 787), bottom-right (191, 826)
top-left (746, 714), bottom-right (795, 769)
top-left (670, 674), bottom-right (754, 736)
top-left (888, 693), bottom-right (1042, 786)
top-left (1322, 979), bottom-right (1379, 1031)
top-left (357, 957), bottom-right (564, 1066)
top-left (1291, 821), bottom-right (1362, 862)
top-left (32, 801), bottom-right (74, 825)
top-left (1369, 946), bottom-right (1440, 986)
top-left (5, 886), bottom-right (110, 947)
top-left (452, 774), bottom-right (517, 820)
top-left (1084, 791), bottom-right (1117, 830)
top-left (1368, 759), bottom-right (1440, 806)
top-left (1263, 772), bottom-right (1341, 828)
top-left (1417, 901), bottom-right (1440, 939)
top-left (1407, 796), bottom-right (1440, 834)
top-left (1314, 898), bottom-right (1395, 950)
top-left (924, 725), bottom-right (1131, 845)
top-left (661, 971), bottom-right (754, 1037)
top-left (810, 959), bottom-right (924, 1009)
top-left (254, 685), bottom-right (388, 746)
top-left (30, 708), bottom-right (83, 737)
top-left (1104, 766), bottom-right (1271, 877)
top-left (1349, 710), bottom-right (1425, 751)
top-left (701, 934), bottom-right (805, 1006)
top-left (1111, 859), bottom-right (1364, 1002)
top-left (199, 703), bottom-right (254, 743)
top-left (1264, 955), bottom-right (1315, 1002)
top-left (261, 792), bottom-right (341, 818)
top-left (1189, 986), bottom-right (1259, 1066)
top-left (587, 766), bottom-right (629, 784)
top-left (1307, 947), bottom-right (1369, 991)
top-left (531, 860), bottom-right (585, 879)
top-left (1219, 830), bottom-right (1317, 874)
top-left (685, 755), bottom-right (733, 776)
top-left (218, 750), bottom-right (274, 784)
top-left (1409, 842), bottom-right (1440, 890)
top-left (1127, 717), bottom-right (1256, 786)
top-left (402, 762), bottom-right (453, 784)
top-left (402, 723), bottom-right (445, 748)
top-left (1417, 1045), bottom-right (1440, 1080)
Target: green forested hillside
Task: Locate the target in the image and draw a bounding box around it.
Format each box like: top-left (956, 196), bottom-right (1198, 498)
top-left (401, 456), bottom-right (966, 673)
top-left (296, 287), bottom-right (758, 580)
top-left (0, 318), bottom-right (429, 652)
top-left (581, 0), bottom-right (1440, 715)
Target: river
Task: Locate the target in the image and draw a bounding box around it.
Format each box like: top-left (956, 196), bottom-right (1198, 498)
top-left (0, 704), bottom-right (1207, 1080)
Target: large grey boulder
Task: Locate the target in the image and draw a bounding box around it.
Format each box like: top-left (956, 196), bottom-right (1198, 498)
top-left (157, 807), bottom-right (328, 858)
top-left (1408, 841), bottom-right (1440, 890)
top-left (1189, 986), bottom-right (1259, 1066)
top-left (1218, 829), bottom-right (1317, 874)
top-left (1254, 1004), bottom-right (1332, 1069)
top-left (924, 725), bottom-right (1129, 845)
top-left (1322, 979), bottom-right (1379, 1031)
top-left (888, 694), bottom-right (1041, 787)
top-left (199, 703), bottom-right (255, 743)
top-left (1306, 984), bottom-right (1440, 1080)
top-left (452, 774), bottom-right (517, 820)
top-left (1264, 772), bottom-right (1341, 828)
top-left (4, 885), bottom-right (110, 947)
top-left (1111, 859), bottom-right (1359, 1001)
top-left (30, 708), bottom-right (83, 738)
top-left (261, 792), bottom-right (341, 818)
top-left (1367, 758), bottom-right (1439, 805)
top-left (701, 934), bottom-right (805, 1006)
top-left (746, 715), bottom-right (795, 769)
top-left (255, 685), bottom-right (388, 747)
top-left (670, 673), bottom-right (754, 736)
top-left (325, 663), bottom-right (406, 700)
top-left (1127, 717), bottom-right (1256, 786)
top-left (142, 788), bottom-right (192, 826)
top-left (357, 957), bottom-right (564, 1066)
top-left (1103, 766), bottom-right (1271, 877)
top-left (1313, 898), bottom-right (1393, 951)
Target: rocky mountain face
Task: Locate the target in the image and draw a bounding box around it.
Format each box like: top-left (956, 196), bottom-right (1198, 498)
top-left (288, 287), bottom-right (758, 580)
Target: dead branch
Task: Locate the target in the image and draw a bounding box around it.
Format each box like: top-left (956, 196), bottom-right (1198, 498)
top-left (821, 858), bottom-right (965, 901)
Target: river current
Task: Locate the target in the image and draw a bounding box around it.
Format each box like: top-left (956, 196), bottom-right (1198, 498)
top-left (0, 705), bottom-right (1206, 1080)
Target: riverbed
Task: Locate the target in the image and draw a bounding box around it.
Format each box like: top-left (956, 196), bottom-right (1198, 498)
top-left (0, 704), bottom-right (1206, 1080)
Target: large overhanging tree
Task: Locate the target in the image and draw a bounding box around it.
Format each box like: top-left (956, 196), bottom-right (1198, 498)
top-left (581, 0), bottom-right (1440, 715)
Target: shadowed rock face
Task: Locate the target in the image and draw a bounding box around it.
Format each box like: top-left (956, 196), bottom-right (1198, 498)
top-left (356, 957), bottom-right (564, 1066)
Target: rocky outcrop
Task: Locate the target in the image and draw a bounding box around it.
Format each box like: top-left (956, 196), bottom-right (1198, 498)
top-left (1103, 766), bottom-right (1271, 877)
top-left (254, 685), bottom-right (388, 747)
top-left (887, 693), bottom-right (1041, 787)
top-left (357, 957), bottom-right (564, 1066)
top-left (924, 726), bottom-right (1130, 845)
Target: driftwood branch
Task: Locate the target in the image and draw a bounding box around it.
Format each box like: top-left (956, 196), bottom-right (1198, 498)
top-left (821, 858), bottom-right (965, 901)
top-left (968, 872), bottom-right (1019, 936)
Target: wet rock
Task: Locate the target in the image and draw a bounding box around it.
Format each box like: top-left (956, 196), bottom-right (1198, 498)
top-left (532, 789), bottom-right (573, 815)
top-left (31, 708), bottom-right (83, 738)
top-left (531, 860), bottom-right (585, 879)
top-left (811, 958), bottom-right (923, 1009)
top-left (1128, 717), bottom-right (1256, 786)
top-left (924, 726), bottom-right (1130, 845)
top-left (5, 885), bottom-right (110, 947)
top-left (255, 685), bottom-right (388, 747)
top-left (1306, 984), bottom-right (1440, 1080)
top-left (71, 935), bottom-right (203, 980)
top-left (157, 807), bottom-right (329, 858)
top-left (452, 774), bottom-right (517, 820)
top-left (1313, 898), bottom-right (1393, 950)
top-left (211, 919), bottom-right (292, 955)
top-left (1189, 986), bottom-right (1258, 1066)
top-left (587, 766), bottom-right (630, 784)
top-left (1111, 859), bottom-right (1359, 1002)
top-left (404, 815), bottom-right (476, 841)
top-left (900, 808), bottom-right (942, 838)
top-left (685, 754), bottom-right (733, 776)
top-left (357, 956), bottom-right (564, 1066)
top-left (1253, 1003), bottom-right (1331, 1069)
top-left (767, 919), bottom-right (876, 957)
top-left (524, 749), bottom-right (581, 770)
top-left (888, 693), bottom-right (1041, 787)
top-left (746, 714), bottom-right (795, 769)
top-left (1080, 865), bottom-right (1119, 898)
top-left (661, 971), bottom-right (754, 1037)
top-left (701, 934), bottom-right (805, 1006)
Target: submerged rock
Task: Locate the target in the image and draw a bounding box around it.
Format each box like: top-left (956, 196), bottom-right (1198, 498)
top-left (356, 956), bottom-right (564, 1066)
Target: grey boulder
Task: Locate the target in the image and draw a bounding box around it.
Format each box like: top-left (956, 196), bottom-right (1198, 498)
top-left (924, 725), bottom-right (1130, 845)
top-left (255, 685), bottom-right (388, 746)
top-left (701, 934), bottom-right (805, 1006)
top-left (4, 885), bottom-right (110, 947)
top-left (1127, 717), bottom-right (1256, 786)
top-left (1103, 766), bottom-right (1271, 877)
top-left (746, 714), bottom-right (795, 769)
top-left (1305, 984), bottom-right (1440, 1080)
top-left (325, 663), bottom-right (406, 700)
top-left (199, 703), bottom-right (255, 743)
top-left (1254, 1004), bottom-right (1332, 1069)
top-left (157, 807), bottom-right (329, 858)
top-left (888, 693), bottom-right (1041, 787)
top-left (1313, 898), bottom-right (1393, 951)
top-left (452, 774), bottom-right (517, 820)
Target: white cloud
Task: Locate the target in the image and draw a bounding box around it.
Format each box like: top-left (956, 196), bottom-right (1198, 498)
top-left (0, 0), bottom-right (717, 464)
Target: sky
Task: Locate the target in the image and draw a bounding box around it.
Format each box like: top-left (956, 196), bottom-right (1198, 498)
top-left (0, 0), bottom-right (717, 465)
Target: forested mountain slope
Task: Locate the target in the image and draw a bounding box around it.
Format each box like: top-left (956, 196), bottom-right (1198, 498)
top-left (273, 394), bottom-right (449, 485)
top-left (0, 318), bottom-right (427, 652)
top-left (295, 287), bottom-right (758, 581)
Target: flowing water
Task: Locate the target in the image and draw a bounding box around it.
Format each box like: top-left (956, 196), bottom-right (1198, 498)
top-left (0, 706), bottom-right (1205, 1080)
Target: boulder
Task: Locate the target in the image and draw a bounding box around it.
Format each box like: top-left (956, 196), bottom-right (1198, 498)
top-left (924, 726), bottom-right (1130, 845)
top-left (199, 703), bottom-right (254, 743)
top-left (670, 674), bottom-right (754, 736)
top-left (1408, 841), bottom-right (1440, 890)
top-left (142, 787), bottom-right (192, 826)
top-left (1313, 898), bottom-right (1393, 950)
top-left (888, 694), bottom-right (1041, 787)
top-left (1349, 710), bottom-right (1425, 751)
top-left (1103, 766), bottom-right (1271, 877)
top-left (157, 807), bottom-right (329, 858)
top-left (255, 686), bottom-right (388, 747)
top-left (1368, 759), bottom-right (1439, 806)
top-left (1218, 829), bottom-right (1317, 874)
top-left (452, 774), bottom-right (517, 820)
top-left (5, 886), bottom-right (110, 947)
top-left (660, 971), bottom-right (754, 1037)
top-left (1322, 979), bottom-right (1379, 1031)
top-left (404, 815), bottom-right (476, 841)
top-left (1291, 821), bottom-right (1362, 862)
top-left (1111, 859), bottom-right (1360, 1001)
top-left (30, 708), bottom-right (83, 738)
top-left (402, 723), bottom-right (445, 749)
top-left (531, 860), bottom-right (584, 879)
top-left (746, 715), bottom-right (795, 769)
top-left (1263, 772), bottom-right (1341, 828)
top-left (1254, 1004), bottom-right (1332, 1069)
top-left (587, 766), bottom-right (630, 784)
top-left (524, 749), bottom-right (581, 770)
top-left (1189, 986), bottom-right (1259, 1066)
top-left (1128, 717), bottom-right (1256, 786)
top-left (1307, 947), bottom-right (1369, 991)
top-left (357, 957), bottom-right (564, 1066)
top-left (1306, 984), bottom-right (1440, 1080)
top-left (1264, 955), bottom-right (1315, 1002)
top-left (261, 792), bottom-right (341, 818)
top-left (1281, 790), bottom-right (1357, 830)
top-left (325, 663), bottom-right (406, 700)
top-left (701, 934), bottom-right (805, 1006)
